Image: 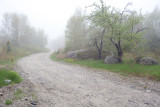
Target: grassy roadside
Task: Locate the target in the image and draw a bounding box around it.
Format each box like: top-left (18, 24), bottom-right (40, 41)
top-left (50, 54), bottom-right (160, 81)
top-left (0, 69), bottom-right (22, 87)
top-left (0, 47), bottom-right (48, 87)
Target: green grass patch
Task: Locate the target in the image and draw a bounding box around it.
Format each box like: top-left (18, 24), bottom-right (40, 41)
top-left (0, 47), bottom-right (48, 88)
top-left (14, 89), bottom-right (26, 100)
top-left (5, 99), bottom-right (12, 106)
top-left (0, 69), bottom-right (22, 87)
top-left (51, 54), bottom-right (160, 80)
top-left (31, 93), bottom-right (38, 101)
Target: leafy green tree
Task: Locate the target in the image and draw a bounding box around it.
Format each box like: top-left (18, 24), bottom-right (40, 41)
top-left (87, 0), bottom-right (107, 59)
top-left (88, 26), bottom-right (106, 59)
top-left (89, 0), bottom-right (146, 62)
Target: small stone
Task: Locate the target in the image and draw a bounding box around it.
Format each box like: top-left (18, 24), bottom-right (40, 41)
top-left (140, 88), bottom-right (145, 91)
top-left (130, 85), bottom-right (135, 88)
top-left (144, 102), bottom-right (150, 105)
top-left (104, 98), bottom-right (110, 102)
top-left (4, 80), bottom-right (11, 84)
top-left (139, 82), bottom-right (145, 85)
top-left (30, 101), bottom-right (37, 105)
top-left (0, 93), bottom-right (3, 96)
top-left (146, 90), bottom-right (151, 93)
top-left (85, 94), bottom-right (89, 97)
top-left (128, 100), bottom-right (134, 103)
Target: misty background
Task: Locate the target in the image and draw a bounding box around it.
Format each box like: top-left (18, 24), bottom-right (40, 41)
top-left (0, 0), bottom-right (159, 50)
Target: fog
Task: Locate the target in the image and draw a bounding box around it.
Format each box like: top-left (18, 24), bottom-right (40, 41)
top-left (0, 0), bottom-right (159, 50)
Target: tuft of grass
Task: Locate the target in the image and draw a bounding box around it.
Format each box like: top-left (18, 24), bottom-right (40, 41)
top-left (31, 93), bottom-right (38, 101)
top-left (5, 99), bottom-right (12, 106)
top-left (14, 89), bottom-right (25, 100)
top-left (0, 69), bottom-right (22, 87)
top-left (51, 54), bottom-right (160, 81)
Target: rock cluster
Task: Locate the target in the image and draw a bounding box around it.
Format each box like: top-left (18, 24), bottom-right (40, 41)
top-left (66, 50), bottom-right (88, 59)
top-left (104, 56), bottom-right (118, 64)
top-left (140, 57), bottom-right (159, 65)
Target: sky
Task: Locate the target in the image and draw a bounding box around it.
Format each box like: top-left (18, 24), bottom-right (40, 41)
top-left (0, 0), bottom-right (159, 48)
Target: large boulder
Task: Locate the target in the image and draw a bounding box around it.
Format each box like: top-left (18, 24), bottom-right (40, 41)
top-left (66, 50), bottom-right (87, 59)
top-left (66, 51), bottom-right (77, 58)
top-left (104, 56), bottom-right (118, 64)
top-left (140, 57), bottom-right (159, 65)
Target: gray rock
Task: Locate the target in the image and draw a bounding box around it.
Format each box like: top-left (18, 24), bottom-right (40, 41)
top-left (66, 50), bottom-right (88, 59)
top-left (4, 80), bottom-right (11, 84)
top-left (128, 100), bottom-right (135, 103)
top-left (140, 57), bottom-right (159, 65)
top-left (144, 102), bottom-right (150, 105)
top-left (146, 90), bottom-right (151, 93)
top-left (30, 101), bottom-right (37, 105)
top-left (0, 93), bottom-right (3, 96)
top-left (104, 56), bottom-right (118, 64)
top-left (66, 51), bottom-right (78, 58)
top-left (104, 98), bottom-right (110, 102)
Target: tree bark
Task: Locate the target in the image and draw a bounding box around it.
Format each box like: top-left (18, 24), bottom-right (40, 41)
top-left (115, 43), bottom-right (123, 63)
top-left (117, 49), bottom-right (123, 62)
top-left (98, 48), bottom-right (102, 60)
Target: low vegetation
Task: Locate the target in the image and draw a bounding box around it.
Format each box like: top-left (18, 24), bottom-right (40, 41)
top-left (5, 99), bottom-right (12, 106)
top-left (51, 54), bottom-right (160, 81)
top-left (0, 69), bottom-right (22, 87)
top-left (0, 45), bottom-right (47, 88)
top-left (14, 89), bottom-right (26, 100)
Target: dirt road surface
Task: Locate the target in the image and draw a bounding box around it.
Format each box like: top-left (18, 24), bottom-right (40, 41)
top-left (17, 53), bottom-right (160, 107)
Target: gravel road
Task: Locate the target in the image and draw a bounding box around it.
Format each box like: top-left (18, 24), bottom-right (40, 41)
top-left (17, 53), bottom-right (160, 107)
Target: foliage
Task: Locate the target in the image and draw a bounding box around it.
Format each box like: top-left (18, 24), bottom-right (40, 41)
top-left (65, 8), bottom-right (88, 51)
top-left (86, 0), bottom-right (107, 59)
top-left (87, 25), bottom-right (106, 59)
top-left (87, 0), bottom-right (145, 62)
top-left (5, 99), bottom-right (12, 105)
top-left (0, 69), bottom-right (22, 87)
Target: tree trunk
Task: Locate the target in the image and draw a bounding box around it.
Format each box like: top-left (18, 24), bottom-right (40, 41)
top-left (117, 49), bottom-right (123, 63)
top-left (98, 49), bottom-right (102, 60)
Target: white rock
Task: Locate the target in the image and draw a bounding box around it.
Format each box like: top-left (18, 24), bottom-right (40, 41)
top-left (4, 80), bottom-right (11, 84)
top-left (146, 90), bottom-right (151, 93)
top-left (0, 93), bottom-right (3, 96)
